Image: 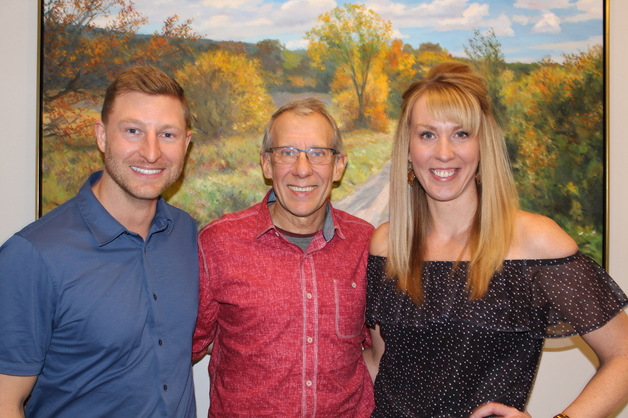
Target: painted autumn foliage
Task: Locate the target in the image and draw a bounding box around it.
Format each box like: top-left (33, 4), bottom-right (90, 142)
top-left (41, 0), bottom-right (606, 262)
top-left (176, 51), bottom-right (275, 141)
top-left (306, 4), bottom-right (393, 131)
top-left (42, 0), bottom-right (200, 146)
top-left (503, 46), bottom-right (605, 256)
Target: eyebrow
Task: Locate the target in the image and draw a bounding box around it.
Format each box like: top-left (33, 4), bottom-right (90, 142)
top-left (118, 119), bottom-right (183, 131)
top-left (415, 123), bottom-right (436, 130)
top-left (415, 122), bottom-right (464, 131)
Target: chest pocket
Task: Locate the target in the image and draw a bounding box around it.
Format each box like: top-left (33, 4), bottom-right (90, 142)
top-left (333, 280), bottom-right (366, 338)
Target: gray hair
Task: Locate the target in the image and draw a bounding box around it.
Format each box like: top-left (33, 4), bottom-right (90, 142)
top-left (261, 97), bottom-right (343, 153)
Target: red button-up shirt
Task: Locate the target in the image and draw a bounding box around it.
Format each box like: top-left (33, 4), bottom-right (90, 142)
top-left (193, 191), bottom-right (375, 417)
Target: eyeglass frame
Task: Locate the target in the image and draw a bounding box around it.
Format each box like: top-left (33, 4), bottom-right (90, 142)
top-left (266, 146), bottom-right (340, 165)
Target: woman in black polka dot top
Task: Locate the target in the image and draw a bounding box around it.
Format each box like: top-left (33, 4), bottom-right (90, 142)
top-left (363, 62), bottom-right (628, 418)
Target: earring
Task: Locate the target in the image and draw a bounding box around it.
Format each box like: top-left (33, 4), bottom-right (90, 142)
top-left (408, 161), bottom-right (416, 186)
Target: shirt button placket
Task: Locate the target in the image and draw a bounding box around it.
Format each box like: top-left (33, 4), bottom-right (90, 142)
top-left (304, 257), bottom-right (317, 414)
top-left (305, 290), bottom-right (315, 398)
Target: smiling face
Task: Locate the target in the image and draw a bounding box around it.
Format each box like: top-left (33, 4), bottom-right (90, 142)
top-left (94, 91), bottom-right (192, 205)
top-left (409, 95), bottom-right (480, 206)
top-left (261, 111), bottom-right (347, 234)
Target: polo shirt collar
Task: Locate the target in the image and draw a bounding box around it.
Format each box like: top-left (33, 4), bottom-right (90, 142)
top-left (77, 171), bottom-right (174, 246)
top-left (152, 198), bottom-right (175, 235)
top-left (260, 189), bottom-right (337, 242)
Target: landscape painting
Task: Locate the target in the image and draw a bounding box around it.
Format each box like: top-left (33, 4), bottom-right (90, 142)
top-left (40, 0), bottom-right (607, 263)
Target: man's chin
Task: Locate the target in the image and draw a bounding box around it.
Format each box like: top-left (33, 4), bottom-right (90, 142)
top-left (123, 183), bottom-right (170, 201)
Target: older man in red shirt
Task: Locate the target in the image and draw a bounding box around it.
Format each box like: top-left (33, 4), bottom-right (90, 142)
top-left (193, 98), bottom-right (375, 416)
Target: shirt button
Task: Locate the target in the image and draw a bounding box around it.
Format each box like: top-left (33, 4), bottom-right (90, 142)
top-left (307, 337), bottom-right (313, 343)
top-left (306, 380), bottom-right (312, 387)
top-left (351, 282), bottom-right (357, 288)
top-left (163, 385), bottom-right (168, 391)
top-left (153, 293), bottom-right (157, 300)
top-left (158, 339), bottom-right (163, 346)
top-left (306, 293), bottom-right (312, 299)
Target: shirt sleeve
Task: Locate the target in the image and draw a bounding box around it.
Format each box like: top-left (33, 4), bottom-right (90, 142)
top-left (530, 252), bottom-right (628, 337)
top-left (0, 234), bottom-right (55, 375)
top-left (192, 232), bottom-right (219, 360)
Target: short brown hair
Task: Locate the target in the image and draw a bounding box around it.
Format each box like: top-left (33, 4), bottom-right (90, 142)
top-left (101, 66), bottom-right (191, 130)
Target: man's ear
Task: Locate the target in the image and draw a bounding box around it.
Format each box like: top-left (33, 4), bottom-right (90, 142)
top-left (261, 152), bottom-right (273, 180)
top-left (185, 130), bottom-right (193, 150)
top-left (95, 121), bottom-right (106, 153)
top-left (332, 152), bottom-right (348, 182)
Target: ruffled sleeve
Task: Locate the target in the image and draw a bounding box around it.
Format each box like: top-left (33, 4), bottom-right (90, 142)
top-left (366, 253), bottom-right (628, 339)
top-left (527, 252), bottom-right (628, 337)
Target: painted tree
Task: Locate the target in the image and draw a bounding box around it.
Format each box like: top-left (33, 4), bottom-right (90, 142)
top-left (252, 39), bottom-right (285, 88)
top-left (503, 47), bottom-right (604, 261)
top-left (331, 61), bottom-right (389, 132)
top-left (282, 49), bottom-right (319, 91)
top-left (43, 0), bottom-right (145, 143)
top-left (176, 50), bottom-right (275, 141)
top-left (415, 42), bottom-right (456, 72)
top-left (464, 28), bottom-right (507, 126)
top-left (43, 0), bottom-right (200, 144)
top-left (306, 3), bottom-right (392, 130)
top-left (385, 39), bottom-right (417, 118)
top-left (138, 14), bottom-right (203, 71)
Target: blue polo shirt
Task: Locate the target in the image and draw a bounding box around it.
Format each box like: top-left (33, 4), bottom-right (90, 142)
top-left (0, 171), bottom-right (199, 417)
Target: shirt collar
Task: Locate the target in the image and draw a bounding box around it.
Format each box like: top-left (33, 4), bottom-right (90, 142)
top-left (260, 189), bottom-right (337, 242)
top-left (77, 171), bottom-right (174, 246)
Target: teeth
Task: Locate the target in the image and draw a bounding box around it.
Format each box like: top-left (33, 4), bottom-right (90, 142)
top-left (431, 169), bottom-right (456, 178)
top-left (289, 186), bottom-right (316, 192)
top-left (132, 166), bottom-right (162, 175)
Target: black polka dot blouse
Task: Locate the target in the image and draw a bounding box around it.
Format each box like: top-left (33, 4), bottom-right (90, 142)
top-left (366, 252), bottom-right (628, 417)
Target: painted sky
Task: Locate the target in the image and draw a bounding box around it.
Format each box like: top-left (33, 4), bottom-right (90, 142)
top-left (121, 0), bottom-right (603, 63)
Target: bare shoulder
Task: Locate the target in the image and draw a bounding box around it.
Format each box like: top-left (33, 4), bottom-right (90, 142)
top-left (512, 210), bottom-right (578, 259)
top-left (370, 222), bottom-right (389, 257)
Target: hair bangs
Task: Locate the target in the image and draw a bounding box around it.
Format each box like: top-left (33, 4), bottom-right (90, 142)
top-left (423, 87), bottom-right (482, 137)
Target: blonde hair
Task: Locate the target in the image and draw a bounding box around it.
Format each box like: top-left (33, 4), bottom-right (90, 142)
top-left (387, 62), bottom-right (518, 301)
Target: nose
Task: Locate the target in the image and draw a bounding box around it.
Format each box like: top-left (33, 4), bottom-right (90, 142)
top-left (291, 150), bottom-right (313, 177)
top-left (435, 138), bottom-right (454, 161)
top-left (139, 131), bottom-right (162, 163)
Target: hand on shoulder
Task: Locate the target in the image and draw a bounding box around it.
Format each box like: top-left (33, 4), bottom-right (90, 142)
top-left (370, 222), bottom-right (389, 257)
top-left (512, 211), bottom-right (578, 260)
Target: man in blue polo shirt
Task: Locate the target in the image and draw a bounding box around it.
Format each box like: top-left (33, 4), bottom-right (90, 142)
top-left (0, 66), bottom-right (198, 417)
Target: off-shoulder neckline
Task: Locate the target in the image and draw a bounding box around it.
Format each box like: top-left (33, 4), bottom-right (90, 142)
top-left (368, 251), bottom-right (584, 267)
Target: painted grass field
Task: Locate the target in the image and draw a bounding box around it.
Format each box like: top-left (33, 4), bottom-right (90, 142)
top-left (41, 125), bottom-right (394, 229)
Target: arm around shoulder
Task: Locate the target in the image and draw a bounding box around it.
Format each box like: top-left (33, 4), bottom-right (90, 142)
top-left (0, 374), bottom-right (37, 418)
top-left (363, 325), bottom-right (385, 384)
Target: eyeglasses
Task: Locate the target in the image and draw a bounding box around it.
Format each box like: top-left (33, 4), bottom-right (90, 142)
top-left (267, 146), bottom-right (338, 165)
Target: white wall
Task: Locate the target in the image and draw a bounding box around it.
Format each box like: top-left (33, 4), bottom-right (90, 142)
top-left (0, 0), bottom-right (38, 243)
top-left (1, 1), bottom-right (627, 416)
